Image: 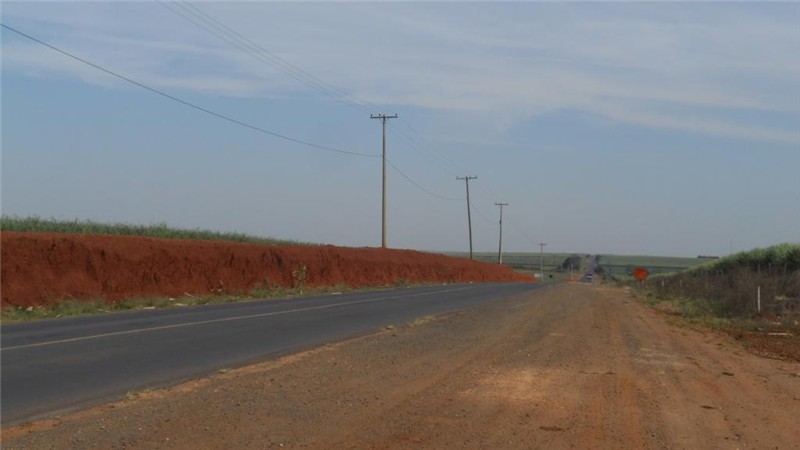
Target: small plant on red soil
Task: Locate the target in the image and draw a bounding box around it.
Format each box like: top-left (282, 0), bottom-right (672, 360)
top-left (291, 264), bottom-right (309, 289)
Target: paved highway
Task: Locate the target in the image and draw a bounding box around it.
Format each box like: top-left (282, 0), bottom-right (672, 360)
top-left (580, 255), bottom-right (598, 283)
top-left (1, 282), bottom-right (542, 425)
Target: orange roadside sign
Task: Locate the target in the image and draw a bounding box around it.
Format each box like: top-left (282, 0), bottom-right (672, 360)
top-left (633, 268), bottom-right (649, 281)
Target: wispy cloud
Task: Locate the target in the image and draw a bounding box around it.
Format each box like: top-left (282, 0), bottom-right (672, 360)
top-left (3, 2), bottom-right (799, 143)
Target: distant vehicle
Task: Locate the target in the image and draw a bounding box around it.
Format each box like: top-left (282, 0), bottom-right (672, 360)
top-left (587, 274), bottom-right (593, 280)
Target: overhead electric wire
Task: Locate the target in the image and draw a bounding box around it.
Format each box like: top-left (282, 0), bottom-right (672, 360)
top-left (164, 2), bottom-right (515, 223)
top-left (3, 22), bottom-right (465, 203)
top-left (7, 11), bottom-right (535, 238)
top-left (158, 1), bottom-right (464, 203)
top-left (386, 159), bottom-right (463, 201)
top-left (5, 19), bottom-right (538, 244)
top-left (161, 0), bottom-right (374, 115)
top-left (396, 117), bottom-right (470, 174)
top-left (386, 127), bottom-right (460, 176)
top-left (469, 199), bottom-right (494, 224)
top-left (1, 23), bottom-right (379, 158)
top-left (163, 0), bottom-right (464, 183)
top-left (507, 212), bottom-right (539, 247)
top-left (178, 0), bottom-right (375, 114)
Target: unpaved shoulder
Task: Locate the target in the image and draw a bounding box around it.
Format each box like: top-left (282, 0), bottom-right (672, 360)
top-left (3, 284), bottom-right (798, 450)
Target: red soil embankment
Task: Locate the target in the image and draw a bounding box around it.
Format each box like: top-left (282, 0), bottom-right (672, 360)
top-left (0, 232), bottom-right (534, 307)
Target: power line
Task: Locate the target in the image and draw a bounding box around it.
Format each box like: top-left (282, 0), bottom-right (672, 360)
top-left (386, 159), bottom-right (462, 201)
top-left (3, 23), bottom-right (461, 205)
top-left (1, 23), bottom-right (378, 158)
top-left (162, 1), bottom-right (468, 188)
top-left (179, 0), bottom-right (378, 114)
top-left (397, 116), bottom-right (469, 174)
top-left (470, 199), bottom-right (494, 224)
top-left (386, 125), bottom-right (461, 177)
top-left (170, 3), bottom-right (543, 250)
top-left (5, 19), bottom-right (540, 248)
top-left (507, 214), bottom-right (539, 247)
top-left (157, 2), bottom-right (462, 204)
top-left (159, 1), bottom-right (375, 115)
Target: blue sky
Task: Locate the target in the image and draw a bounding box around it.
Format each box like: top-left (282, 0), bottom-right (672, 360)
top-left (2, 1), bottom-right (799, 256)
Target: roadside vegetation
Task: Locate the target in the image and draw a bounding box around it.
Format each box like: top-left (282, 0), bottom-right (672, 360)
top-left (450, 252), bottom-right (586, 282)
top-left (632, 244), bottom-right (800, 319)
top-left (0, 279), bottom-right (425, 323)
top-left (1, 215), bottom-right (306, 246)
top-left (628, 244), bottom-right (800, 360)
top-left (597, 254), bottom-right (711, 280)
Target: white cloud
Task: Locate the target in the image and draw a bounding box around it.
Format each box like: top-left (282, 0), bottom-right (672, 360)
top-left (3, 2), bottom-right (799, 143)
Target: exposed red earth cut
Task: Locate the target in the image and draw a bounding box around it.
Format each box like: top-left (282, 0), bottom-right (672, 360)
top-left (0, 232), bottom-right (534, 307)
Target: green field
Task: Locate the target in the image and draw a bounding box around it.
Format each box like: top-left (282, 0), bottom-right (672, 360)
top-left (0, 215), bottom-right (306, 246)
top-left (689, 243), bottom-right (800, 273)
top-left (631, 243), bottom-right (800, 320)
top-left (597, 254), bottom-right (714, 279)
top-left (447, 252), bottom-right (588, 281)
top-left (448, 251), bottom-right (712, 281)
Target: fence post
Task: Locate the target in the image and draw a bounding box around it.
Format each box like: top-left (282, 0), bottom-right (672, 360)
top-left (757, 285), bottom-right (761, 314)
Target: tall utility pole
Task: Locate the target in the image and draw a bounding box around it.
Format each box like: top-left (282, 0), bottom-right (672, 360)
top-left (495, 202), bottom-right (508, 264)
top-left (457, 176), bottom-right (478, 259)
top-left (538, 243), bottom-right (546, 280)
top-left (370, 114), bottom-right (398, 249)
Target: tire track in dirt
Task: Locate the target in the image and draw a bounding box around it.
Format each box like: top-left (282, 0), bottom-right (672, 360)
top-left (3, 284), bottom-right (798, 450)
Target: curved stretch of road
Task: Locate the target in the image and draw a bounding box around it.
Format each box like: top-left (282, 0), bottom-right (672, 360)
top-left (1, 282), bottom-right (542, 425)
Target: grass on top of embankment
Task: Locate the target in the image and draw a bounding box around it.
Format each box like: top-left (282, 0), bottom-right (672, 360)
top-left (0, 215), bottom-right (306, 246)
top-left (626, 244), bottom-right (800, 361)
top-left (629, 244), bottom-right (800, 322)
top-left (688, 243), bottom-right (800, 273)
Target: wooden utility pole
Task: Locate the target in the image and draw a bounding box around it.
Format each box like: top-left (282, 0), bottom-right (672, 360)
top-left (539, 243), bottom-right (546, 280)
top-left (495, 202), bottom-right (508, 264)
top-left (457, 176), bottom-right (478, 259)
top-left (370, 114), bottom-right (398, 249)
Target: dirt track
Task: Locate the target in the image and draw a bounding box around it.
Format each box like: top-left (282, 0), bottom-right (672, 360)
top-left (3, 284), bottom-right (799, 449)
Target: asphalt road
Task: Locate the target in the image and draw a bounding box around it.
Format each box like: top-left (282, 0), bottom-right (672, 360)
top-left (1, 282), bottom-right (542, 425)
top-left (580, 255), bottom-right (598, 283)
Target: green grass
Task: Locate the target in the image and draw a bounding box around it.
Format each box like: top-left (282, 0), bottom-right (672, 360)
top-left (689, 243), bottom-right (800, 273)
top-left (1, 215), bottom-right (306, 246)
top-left (448, 251), bottom-right (713, 282)
top-left (447, 252), bottom-right (593, 282)
top-left (632, 288), bottom-right (797, 334)
top-left (599, 254), bottom-right (707, 268)
top-left (628, 243), bottom-right (800, 321)
top-left (447, 252), bottom-right (580, 271)
top-left (598, 254), bottom-right (711, 279)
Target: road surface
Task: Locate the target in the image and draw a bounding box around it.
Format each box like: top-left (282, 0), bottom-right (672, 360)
top-left (580, 254), bottom-right (598, 283)
top-left (0, 282), bottom-right (541, 425)
top-left (3, 283), bottom-right (797, 449)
